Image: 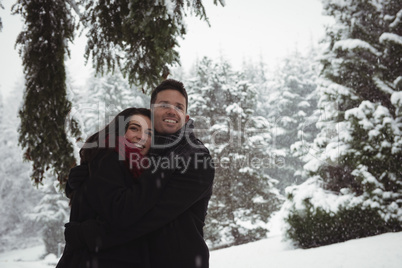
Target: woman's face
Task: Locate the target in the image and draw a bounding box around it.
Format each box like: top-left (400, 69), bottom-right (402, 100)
top-left (125, 114), bottom-right (152, 155)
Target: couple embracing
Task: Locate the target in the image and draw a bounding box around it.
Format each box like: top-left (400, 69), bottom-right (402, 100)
top-left (57, 79), bottom-right (215, 268)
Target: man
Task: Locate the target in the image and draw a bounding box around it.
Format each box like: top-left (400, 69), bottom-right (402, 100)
top-left (63, 79), bottom-right (215, 268)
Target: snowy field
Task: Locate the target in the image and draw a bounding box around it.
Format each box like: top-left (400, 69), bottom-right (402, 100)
top-left (0, 231), bottom-right (401, 268)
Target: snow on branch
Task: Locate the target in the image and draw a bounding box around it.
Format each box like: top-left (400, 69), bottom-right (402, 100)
top-left (333, 39), bottom-right (381, 56)
top-left (389, 9), bottom-right (402, 28)
top-left (379, 32), bottom-right (402, 46)
top-left (373, 76), bottom-right (395, 95)
top-left (391, 91), bottom-right (402, 107)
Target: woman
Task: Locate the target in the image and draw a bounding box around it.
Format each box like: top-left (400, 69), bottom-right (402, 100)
top-left (57, 107), bottom-right (152, 268)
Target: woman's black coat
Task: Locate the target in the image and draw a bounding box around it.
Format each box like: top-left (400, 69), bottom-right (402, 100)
top-left (60, 120), bottom-right (215, 268)
top-left (56, 150), bottom-right (151, 268)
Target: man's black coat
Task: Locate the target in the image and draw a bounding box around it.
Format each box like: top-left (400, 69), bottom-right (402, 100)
top-left (59, 120), bottom-right (215, 268)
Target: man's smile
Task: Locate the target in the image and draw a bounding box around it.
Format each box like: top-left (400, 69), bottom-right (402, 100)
top-left (163, 118), bottom-right (178, 124)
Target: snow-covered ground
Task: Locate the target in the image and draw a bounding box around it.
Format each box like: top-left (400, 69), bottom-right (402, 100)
top-left (211, 232), bottom-right (402, 268)
top-left (1, 231), bottom-right (401, 268)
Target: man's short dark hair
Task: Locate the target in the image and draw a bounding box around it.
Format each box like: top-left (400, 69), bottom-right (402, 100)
top-left (150, 79), bottom-right (188, 112)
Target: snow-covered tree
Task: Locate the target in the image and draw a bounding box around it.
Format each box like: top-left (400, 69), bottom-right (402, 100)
top-left (241, 55), bottom-right (268, 88)
top-left (11, 0), bottom-right (224, 188)
top-left (0, 87), bottom-right (44, 252)
top-left (0, 83), bottom-right (71, 256)
top-left (187, 57), bottom-right (281, 248)
top-left (27, 179), bottom-right (69, 255)
top-left (283, 0), bottom-right (402, 248)
top-left (13, 0), bottom-right (80, 186)
top-left (70, 70), bottom-right (150, 140)
top-left (258, 50), bottom-right (320, 191)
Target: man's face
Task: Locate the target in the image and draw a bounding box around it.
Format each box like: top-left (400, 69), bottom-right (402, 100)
top-left (152, 89), bottom-right (189, 134)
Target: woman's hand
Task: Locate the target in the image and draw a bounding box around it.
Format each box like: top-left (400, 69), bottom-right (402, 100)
top-left (64, 222), bottom-right (86, 249)
top-left (65, 164), bottom-right (89, 198)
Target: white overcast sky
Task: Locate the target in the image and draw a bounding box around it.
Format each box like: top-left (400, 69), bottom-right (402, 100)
top-left (0, 0), bottom-right (332, 98)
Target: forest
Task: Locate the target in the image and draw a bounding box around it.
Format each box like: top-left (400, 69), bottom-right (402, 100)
top-left (0, 0), bottom-right (401, 258)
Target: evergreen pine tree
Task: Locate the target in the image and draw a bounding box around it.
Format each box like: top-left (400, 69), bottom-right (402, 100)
top-left (27, 179), bottom-right (69, 255)
top-left (72, 71), bottom-right (150, 138)
top-left (318, 0), bottom-right (402, 220)
top-left (240, 56), bottom-right (267, 87)
top-left (260, 50), bottom-right (320, 191)
top-left (0, 87), bottom-right (44, 252)
top-left (283, 0), bottom-right (402, 248)
top-left (81, 0), bottom-right (224, 91)
top-left (188, 57), bottom-right (281, 248)
top-left (13, 0), bottom-right (80, 186)
top-left (11, 0), bottom-right (224, 187)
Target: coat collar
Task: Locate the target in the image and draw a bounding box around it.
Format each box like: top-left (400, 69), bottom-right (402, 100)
top-left (149, 119), bottom-right (195, 156)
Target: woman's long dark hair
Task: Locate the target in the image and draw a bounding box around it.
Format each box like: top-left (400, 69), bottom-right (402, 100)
top-left (80, 107), bottom-right (151, 164)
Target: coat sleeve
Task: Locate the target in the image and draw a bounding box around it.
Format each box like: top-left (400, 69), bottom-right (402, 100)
top-left (116, 152), bottom-right (213, 240)
top-left (82, 150), bottom-right (214, 250)
top-left (84, 151), bottom-right (175, 228)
